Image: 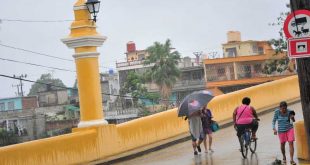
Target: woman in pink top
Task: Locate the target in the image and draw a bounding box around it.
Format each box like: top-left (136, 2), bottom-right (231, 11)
top-left (233, 97), bottom-right (259, 139)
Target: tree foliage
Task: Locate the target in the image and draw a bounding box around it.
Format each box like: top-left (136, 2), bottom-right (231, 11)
top-left (263, 6), bottom-right (291, 75)
top-left (28, 73), bottom-right (66, 96)
top-left (143, 39), bottom-right (181, 109)
top-left (119, 71), bottom-right (147, 106)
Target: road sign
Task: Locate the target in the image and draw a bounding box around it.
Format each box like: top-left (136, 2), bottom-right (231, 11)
top-left (288, 37), bottom-right (310, 58)
top-left (284, 10), bottom-right (310, 38)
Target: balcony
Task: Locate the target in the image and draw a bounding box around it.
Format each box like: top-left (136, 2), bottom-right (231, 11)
top-left (146, 79), bottom-right (206, 92)
top-left (104, 108), bottom-right (139, 120)
top-left (116, 60), bottom-right (144, 68)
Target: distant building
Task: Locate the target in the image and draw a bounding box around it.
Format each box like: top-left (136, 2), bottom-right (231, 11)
top-left (203, 31), bottom-right (296, 95)
top-left (37, 89), bottom-right (70, 107)
top-left (146, 56), bottom-right (205, 104)
top-left (0, 96), bottom-right (44, 145)
top-left (0, 96), bottom-right (38, 111)
top-left (116, 41), bottom-right (150, 88)
top-left (116, 41), bottom-right (205, 108)
top-left (100, 71), bottom-right (120, 111)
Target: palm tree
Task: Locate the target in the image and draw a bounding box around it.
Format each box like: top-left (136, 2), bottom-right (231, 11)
top-left (144, 39), bottom-right (181, 109)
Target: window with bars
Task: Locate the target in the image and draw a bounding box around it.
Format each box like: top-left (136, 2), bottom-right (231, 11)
top-left (254, 64), bottom-right (262, 73)
top-left (0, 103), bottom-right (5, 111)
top-left (217, 68), bottom-right (226, 77)
top-left (192, 71), bottom-right (202, 80)
top-left (7, 101), bottom-right (15, 110)
top-left (226, 48), bottom-right (237, 57)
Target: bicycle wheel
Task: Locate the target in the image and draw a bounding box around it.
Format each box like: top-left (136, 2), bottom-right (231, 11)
top-left (249, 138), bottom-right (257, 153)
top-left (240, 136), bottom-right (248, 158)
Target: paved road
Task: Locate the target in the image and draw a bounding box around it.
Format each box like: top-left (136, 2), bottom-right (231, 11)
top-left (115, 102), bottom-right (309, 165)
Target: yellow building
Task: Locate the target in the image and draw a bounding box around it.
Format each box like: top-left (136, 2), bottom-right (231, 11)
top-left (204, 31), bottom-right (296, 95)
top-left (125, 41), bottom-right (149, 62)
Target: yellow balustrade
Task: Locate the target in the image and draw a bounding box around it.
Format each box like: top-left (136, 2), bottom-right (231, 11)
top-left (0, 75), bottom-right (303, 164)
top-left (295, 121), bottom-right (310, 160)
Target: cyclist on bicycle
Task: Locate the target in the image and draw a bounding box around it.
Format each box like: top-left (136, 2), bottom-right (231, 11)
top-left (233, 97), bottom-right (259, 141)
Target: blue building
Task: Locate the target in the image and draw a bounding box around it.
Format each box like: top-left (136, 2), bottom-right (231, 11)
top-left (0, 96), bottom-right (38, 111)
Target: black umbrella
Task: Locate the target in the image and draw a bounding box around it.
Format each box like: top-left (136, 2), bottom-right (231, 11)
top-left (177, 90), bottom-right (214, 117)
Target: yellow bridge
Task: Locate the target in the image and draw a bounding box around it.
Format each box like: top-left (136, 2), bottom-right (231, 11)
top-left (0, 75), bottom-right (308, 164)
top-left (0, 0), bottom-right (309, 164)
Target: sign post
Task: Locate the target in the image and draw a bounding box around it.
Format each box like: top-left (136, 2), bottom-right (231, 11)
top-left (285, 3), bottom-right (310, 160)
top-left (288, 37), bottom-right (310, 58)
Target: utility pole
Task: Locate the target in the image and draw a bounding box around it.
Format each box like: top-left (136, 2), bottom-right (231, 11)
top-left (193, 51), bottom-right (203, 64)
top-left (208, 51), bottom-right (219, 59)
top-left (290, 0), bottom-right (310, 158)
top-left (12, 84), bottom-right (21, 96)
top-left (13, 74), bottom-right (27, 97)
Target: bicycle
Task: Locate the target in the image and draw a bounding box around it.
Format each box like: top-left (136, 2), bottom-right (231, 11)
top-left (239, 128), bottom-right (257, 158)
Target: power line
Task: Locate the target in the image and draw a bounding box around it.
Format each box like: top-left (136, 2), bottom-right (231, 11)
top-left (0, 57), bottom-right (76, 72)
top-left (0, 19), bottom-right (73, 23)
top-left (0, 43), bottom-right (73, 62)
top-left (0, 43), bottom-right (114, 70)
top-left (0, 74), bottom-right (177, 102)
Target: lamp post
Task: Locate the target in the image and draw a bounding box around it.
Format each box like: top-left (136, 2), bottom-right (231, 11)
top-left (85, 0), bottom-right (100, 22)
top-left (62, 0), bottom-right (108, 128)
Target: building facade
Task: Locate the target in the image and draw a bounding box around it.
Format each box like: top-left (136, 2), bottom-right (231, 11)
top-left (204, 31), bottom-right (296, 95)
top-left (37, 89), bottom-right (70, 107)
top-left (100, 71), bottom-right (120, 111)
top-left (0, 96), bottom-right (38, 111)
top-left (116, 42), bottom-right (205, 106)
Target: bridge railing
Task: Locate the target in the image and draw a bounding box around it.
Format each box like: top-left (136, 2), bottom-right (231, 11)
top-left (0, 76), bottom-right (301, 164)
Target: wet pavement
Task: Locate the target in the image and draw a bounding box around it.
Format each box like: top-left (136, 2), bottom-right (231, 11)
top-left (115, 102), bottom-right (310, 165)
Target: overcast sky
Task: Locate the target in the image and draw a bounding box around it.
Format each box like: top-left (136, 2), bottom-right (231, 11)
top-left (0, 0), bottom-right (289, 98)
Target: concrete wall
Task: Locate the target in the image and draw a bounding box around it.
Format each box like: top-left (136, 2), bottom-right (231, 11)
top-left (56, 90), bottom-right (69, 105)
top-left (22, 96), bottom-right (38, 110)
top-left (0, 76), bottom-right (301, 164)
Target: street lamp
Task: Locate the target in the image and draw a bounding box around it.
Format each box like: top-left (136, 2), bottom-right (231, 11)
top-left (85, 0), bottom-right (101, 22)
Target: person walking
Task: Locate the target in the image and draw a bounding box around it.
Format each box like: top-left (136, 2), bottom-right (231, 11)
top-left (272, 101), bottom-right (296, 165)
top-left (201, 105), bottom-right (214, 153)
top-left (187, 100), bottom-right (204, 155)
top-left (233, 97), bottom-right (259, 148)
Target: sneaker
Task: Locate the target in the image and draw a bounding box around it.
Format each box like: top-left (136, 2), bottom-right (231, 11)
top-left (290, 161), bottom-right (296, 165)
top-left (209, 149), bottom-right (214, 152)
top-left (197, 146), bottom-right (201, 152)
top-left (194, 151), bottom-right (198, 155)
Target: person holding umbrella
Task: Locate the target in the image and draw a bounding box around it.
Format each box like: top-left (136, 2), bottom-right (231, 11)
top-left (177, 90), bottom-right (214, 155)
top-left (187, 99), bottom-right (204, 155)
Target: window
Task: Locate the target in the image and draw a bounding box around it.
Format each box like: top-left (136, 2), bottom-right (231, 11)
top-left (242, 65), bottom-right (252, 78)
top-left (0, 103), bottom-right (5, 111)
top-left (254, 64), bottom-right (262, 73)
top-left (258, 47), bottom-right (264, 54)
top-left (252, 44), bottom-right (258, 53)
top-left (252, 44), bottom-right (264, 54)
top-left (192, 71), bottom-right (202, 80)
top-left (217, 68), bottom-right (226, 77)
top-left (7, 120), bottom-right (18, 132)
top-left (226, 48), bottom-right (237, 57)
top-left (138, 54), bottom-right (145, 60)
top-left (7, 101), bottom-right (15, 110)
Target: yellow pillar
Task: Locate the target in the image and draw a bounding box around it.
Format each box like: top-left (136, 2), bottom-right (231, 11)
top-left (62, 0), bottom-right (108, 127)
top-left (295, 121), bottom-right (310, 160)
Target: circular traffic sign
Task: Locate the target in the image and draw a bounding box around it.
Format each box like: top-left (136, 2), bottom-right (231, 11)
top-left (284, 10), bottom-right (310, 38)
